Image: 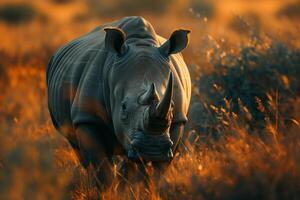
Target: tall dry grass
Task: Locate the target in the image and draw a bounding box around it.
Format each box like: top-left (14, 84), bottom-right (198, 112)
top-left (0, 0), bottom-right (300, 199)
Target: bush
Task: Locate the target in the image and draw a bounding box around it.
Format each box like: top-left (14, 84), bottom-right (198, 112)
top-left (228, 13), bottom-right (261, 37)
top-left (51, 0), bottom-right (73, 4)
top-left (0, 3), bottom-right (37, 24)
top-left (118, 0), bottom-right (174, 14)
top-left (86, 0), bottom-right (175, 17)
top-left (277, 2), bottom-right (300, 20)
top-left (188, 39), bottom-right (300, 137)
top-left (189, 0), bottom-right (215, 18)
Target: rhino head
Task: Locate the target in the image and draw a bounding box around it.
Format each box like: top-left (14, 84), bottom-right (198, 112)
top-left (104, 27), bottom-right (190, 162)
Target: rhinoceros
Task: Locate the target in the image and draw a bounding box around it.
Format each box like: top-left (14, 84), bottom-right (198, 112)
top-left (46, 16), bottom-right (191, 187)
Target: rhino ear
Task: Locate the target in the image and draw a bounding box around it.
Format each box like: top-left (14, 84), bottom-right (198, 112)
top-left (159, 29), bottom-right (190, 56)
top-left (104, 27), bottom-right (126, 55)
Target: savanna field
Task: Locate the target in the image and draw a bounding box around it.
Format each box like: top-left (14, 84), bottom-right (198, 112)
top-left (0, 0), bottom-right (300, 199)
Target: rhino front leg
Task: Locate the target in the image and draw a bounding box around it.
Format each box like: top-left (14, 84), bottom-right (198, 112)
top-left (73, 124), bottom-right (115, 190)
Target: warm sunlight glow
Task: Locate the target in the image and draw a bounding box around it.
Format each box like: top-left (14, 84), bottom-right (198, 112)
top-left (0, 0), bottom-right (299, 199)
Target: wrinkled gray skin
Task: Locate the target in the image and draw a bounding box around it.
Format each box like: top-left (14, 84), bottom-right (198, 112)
top-left (47, 16), bottom-right (191, 189)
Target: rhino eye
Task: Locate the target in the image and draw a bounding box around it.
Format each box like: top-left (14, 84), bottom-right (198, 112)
top-left (121, 102), bottom-right (128, 121)
top-left (122, 102), bottom-right (127, 111)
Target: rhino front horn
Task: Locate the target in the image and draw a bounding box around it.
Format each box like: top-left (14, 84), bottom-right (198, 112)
top-left (156, 72), bottom-right (173, 118)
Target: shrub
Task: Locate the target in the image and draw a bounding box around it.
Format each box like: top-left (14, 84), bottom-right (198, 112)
top-left (118, 0), bottom-right (174, 14)
top-left (51, 0), bottom-right (73, 4)
top-left (188, 39), bottom-right (300, 137)
top-left (86, 0), bottom-right (175, 17)
top-left (228, 13), bottom-right (261, 37)
top-left (189, 0), bottom-right (215, 18)
top-left (0, 3), bottom-right (37, 24)
top-left (277, 2), bottom-right (300, 20)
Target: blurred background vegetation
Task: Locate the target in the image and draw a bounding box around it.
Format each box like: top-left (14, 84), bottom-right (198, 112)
top-left (0, 0), bottom-right (299, 199)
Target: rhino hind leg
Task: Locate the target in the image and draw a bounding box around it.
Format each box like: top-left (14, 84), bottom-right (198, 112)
top-left (72, 123), bottom-right (116, 190)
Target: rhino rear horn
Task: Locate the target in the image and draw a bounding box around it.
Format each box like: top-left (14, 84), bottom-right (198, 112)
top-left (138, 83), bottom-right (160, 105)
top-left (104, 27), bottom-right (126, 55)
top-left (155, 73), bottom-right (173, 118)
top-left (159, 29), bottom-right (190, 56)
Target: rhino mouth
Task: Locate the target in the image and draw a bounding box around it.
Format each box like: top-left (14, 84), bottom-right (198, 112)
top-left (127, 132), bottom-right (173, 162)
